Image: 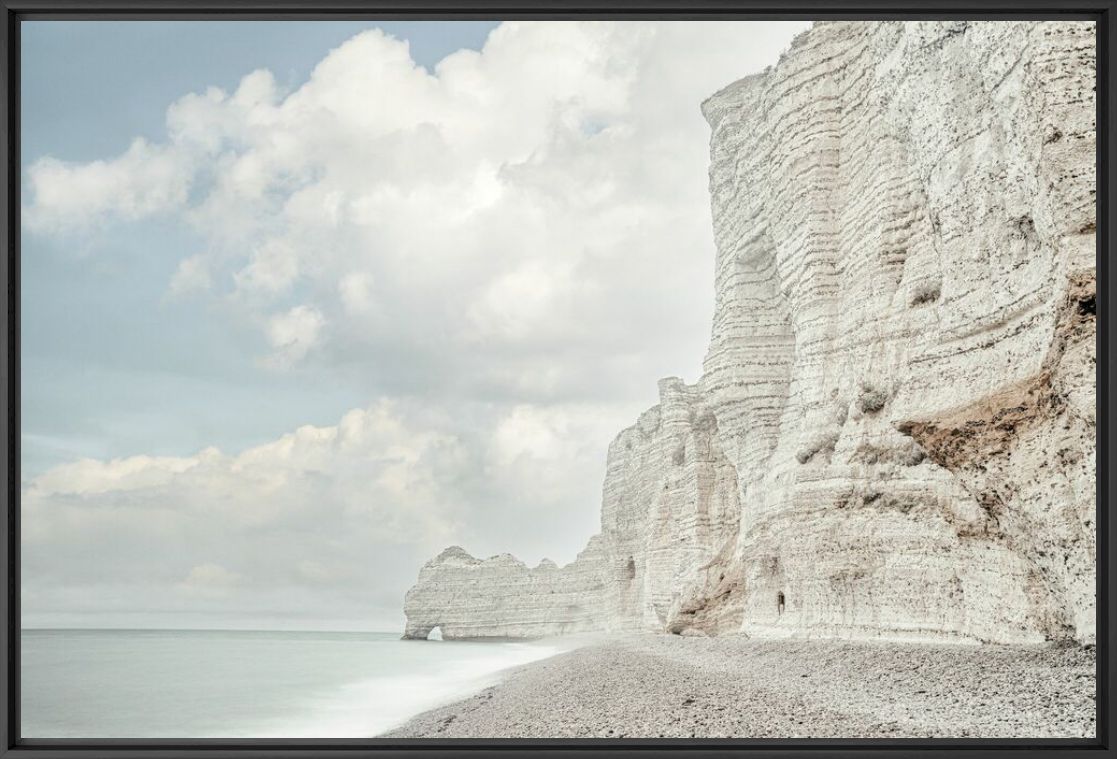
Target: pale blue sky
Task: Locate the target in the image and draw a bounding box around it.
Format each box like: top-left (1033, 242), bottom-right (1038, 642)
top-left (21, 21), bottom-right (499, 479)
top-left (19, 20), bottom-right (809, 629)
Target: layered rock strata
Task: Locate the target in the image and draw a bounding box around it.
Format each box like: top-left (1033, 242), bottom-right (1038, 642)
top-left (403, 20), bottom-right (1096, 644)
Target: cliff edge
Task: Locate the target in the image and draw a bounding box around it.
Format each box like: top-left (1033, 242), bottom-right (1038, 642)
top-left (403, 20), bottom-right (1096, 645)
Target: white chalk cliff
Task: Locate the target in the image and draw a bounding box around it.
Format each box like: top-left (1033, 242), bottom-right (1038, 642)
top-left (403, 20), bottom-right (1097, 645)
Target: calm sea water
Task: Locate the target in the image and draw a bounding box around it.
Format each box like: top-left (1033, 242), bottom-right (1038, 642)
top-left (21, 629), bottom-right (563, 738)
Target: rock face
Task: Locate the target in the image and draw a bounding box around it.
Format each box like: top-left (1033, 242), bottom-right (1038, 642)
top-left (402, 545), bottom-right (608, 640)
top-left (402, 20), bottom-right (1096, 645)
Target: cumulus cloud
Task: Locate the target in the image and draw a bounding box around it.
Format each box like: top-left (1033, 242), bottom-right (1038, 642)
top-left (30, 453), bottom-right (201, 497)
top-left (22, 398), bottom-right (629, 628)
top-left (265, 305), bottom-right (326, 366)
top-left (24, 138), bottom-right (194, 232)
top-left (24, 21), bottom-right (807, 386)
top-left (21, 21), bottom-right (809, 629)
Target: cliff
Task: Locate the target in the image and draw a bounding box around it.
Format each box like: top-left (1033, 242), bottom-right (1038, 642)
top-left (403, 20), bottom-right (1096, 645)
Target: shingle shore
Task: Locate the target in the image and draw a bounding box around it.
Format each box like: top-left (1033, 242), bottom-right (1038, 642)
top-left (383, 635), bottom-right (1095, 739)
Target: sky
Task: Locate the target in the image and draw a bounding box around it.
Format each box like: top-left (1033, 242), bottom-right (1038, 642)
top-left (21, 19), bottom-right (811, 631)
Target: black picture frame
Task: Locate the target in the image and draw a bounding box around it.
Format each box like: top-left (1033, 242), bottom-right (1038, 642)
top-left (1, 1), bottom-right (1112, 757)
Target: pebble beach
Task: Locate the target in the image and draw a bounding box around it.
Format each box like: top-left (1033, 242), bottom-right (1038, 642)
top-left (383, 635), bottom-right (1096, 739)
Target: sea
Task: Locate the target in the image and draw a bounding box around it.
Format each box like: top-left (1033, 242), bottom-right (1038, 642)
top-left (20, 628), bottom-right (565, 738)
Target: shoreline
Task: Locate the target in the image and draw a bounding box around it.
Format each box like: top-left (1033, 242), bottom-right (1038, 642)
top-left (382, 635), bottom-right (1095, 739)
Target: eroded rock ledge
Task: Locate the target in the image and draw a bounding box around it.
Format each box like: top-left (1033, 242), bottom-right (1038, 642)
top-left (403, 20), bottom-right (1096, 645)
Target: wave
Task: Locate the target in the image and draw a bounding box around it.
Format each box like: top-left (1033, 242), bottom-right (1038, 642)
top-left (257, 640), bottom-right (564, 738)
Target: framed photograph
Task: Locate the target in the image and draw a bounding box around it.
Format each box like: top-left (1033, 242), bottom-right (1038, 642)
top-left (0, 1), bottom-right (1110, 757)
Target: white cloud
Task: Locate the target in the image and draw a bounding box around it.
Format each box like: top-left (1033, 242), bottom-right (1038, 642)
top-left (168, 254), bottom-right (214, 296)
top-left (21, 398), bottom-right (624, 628)
top-left (20, 21), bottom-right (811, 628)
top-left (265, 305), bottom-right (325, 366)
top-left (24, 21), bottom-right (808, 387)
top-left (24, 138), bottom-right (194, 233)
top-left (338, 271), bottom-right (375, 314)
top-left (495, 403), bottom-right (578, 466)
top-left (466, 259), bottom-right (573, 342)
top-left (234, 239), bottom-right (301, 296)
top-left (29, 453), bottom-right (201, 498)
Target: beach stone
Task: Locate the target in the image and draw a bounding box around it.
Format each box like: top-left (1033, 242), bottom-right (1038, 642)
top-left (383, 637), bottom-right (1096, 738)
